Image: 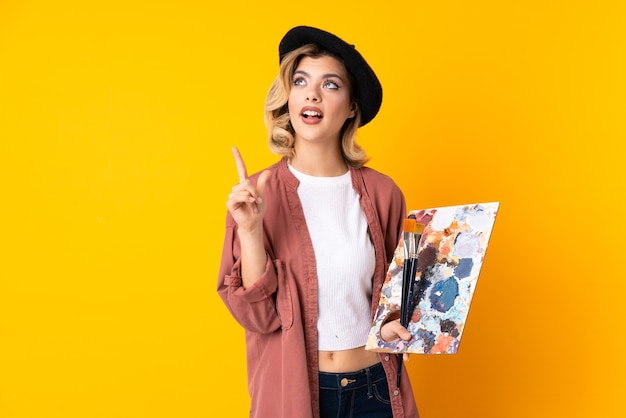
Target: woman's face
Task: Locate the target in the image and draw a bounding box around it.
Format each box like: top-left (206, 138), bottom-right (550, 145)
top-left (287, 55), bottom-right (356, 146)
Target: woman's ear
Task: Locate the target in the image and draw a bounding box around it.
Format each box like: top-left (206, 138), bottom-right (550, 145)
top-left (349, 102), bottom-right (357, 118)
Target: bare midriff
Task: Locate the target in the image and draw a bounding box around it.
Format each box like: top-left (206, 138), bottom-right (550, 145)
top-left (318, 346), bottom-right (381, 373)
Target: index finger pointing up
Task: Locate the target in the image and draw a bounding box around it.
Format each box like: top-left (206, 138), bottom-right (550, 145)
top-left (232, 146), bottom-right (248, 183)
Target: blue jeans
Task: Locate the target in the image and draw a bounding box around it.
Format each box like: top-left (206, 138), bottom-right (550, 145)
top-left (319, 362), bottom-right (393, 418)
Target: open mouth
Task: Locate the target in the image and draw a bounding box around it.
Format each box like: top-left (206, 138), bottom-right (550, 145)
top-left (302, 110), bottom-right (323, 119)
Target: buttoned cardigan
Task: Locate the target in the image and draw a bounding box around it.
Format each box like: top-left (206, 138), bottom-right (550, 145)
top-left (217, 158), bottom-right (419, 418)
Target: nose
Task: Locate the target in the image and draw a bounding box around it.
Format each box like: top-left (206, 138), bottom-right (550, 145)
top-left (306, 87), bottom-right (320, 102)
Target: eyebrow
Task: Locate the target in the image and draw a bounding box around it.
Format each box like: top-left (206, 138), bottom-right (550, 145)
top-left (293, 70), bottom-right (345, 82)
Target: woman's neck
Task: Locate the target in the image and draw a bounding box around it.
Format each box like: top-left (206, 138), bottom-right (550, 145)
top-left (290, 142), bottom-right (348, 177)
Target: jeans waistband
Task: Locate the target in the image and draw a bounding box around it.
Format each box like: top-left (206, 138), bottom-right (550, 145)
top-left (318, 362), bottom-right (386, 391)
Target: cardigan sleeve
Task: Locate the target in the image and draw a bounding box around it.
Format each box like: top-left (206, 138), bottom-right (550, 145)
top-left (217, 215), bottom-right (282, 334)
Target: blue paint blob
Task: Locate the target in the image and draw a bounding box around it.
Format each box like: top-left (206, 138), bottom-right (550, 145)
top-left (455, 258), bottom-right (474, 279)
top-left (382, 284), bottom-right (393, 299)
top-left (416, 329), bottom-right (436, 354)
top-left (430, 277), bottom-right (459, 312)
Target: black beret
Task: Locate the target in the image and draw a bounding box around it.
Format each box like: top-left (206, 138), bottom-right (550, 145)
top-left (279, 26), bottom-right (383, 127)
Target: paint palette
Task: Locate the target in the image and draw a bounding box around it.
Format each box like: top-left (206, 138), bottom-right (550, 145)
top-left (366, 202), bottom-right (499, 354)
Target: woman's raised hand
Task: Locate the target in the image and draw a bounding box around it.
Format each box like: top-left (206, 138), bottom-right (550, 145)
top-left (226, 147), bottom-right (272, 233)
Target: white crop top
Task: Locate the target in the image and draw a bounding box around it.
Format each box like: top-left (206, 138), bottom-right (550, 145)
top-left (289, 165), bottom-right (375, 350)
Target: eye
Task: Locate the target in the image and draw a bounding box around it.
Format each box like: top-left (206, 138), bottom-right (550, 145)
top-left (323, 80), bottom-right (339, 89)
top-left (293, 77), bottom-right (306, 86)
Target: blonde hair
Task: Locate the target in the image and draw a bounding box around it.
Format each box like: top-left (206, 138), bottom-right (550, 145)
top-left (264, 44), bottom-right (369, 167)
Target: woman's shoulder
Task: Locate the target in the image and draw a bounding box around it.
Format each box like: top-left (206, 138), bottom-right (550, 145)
top-left (247, 159), bottom-right (284, 181)
top-left (247, 158), bottom-right (299, 192)
top-left (357, 165), bottom-right (401, 191)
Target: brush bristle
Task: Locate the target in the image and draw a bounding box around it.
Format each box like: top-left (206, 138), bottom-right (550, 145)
top-left (404, 218), bottom-right (416, 232)
top-left (414, 223), bottom-right (425, 234)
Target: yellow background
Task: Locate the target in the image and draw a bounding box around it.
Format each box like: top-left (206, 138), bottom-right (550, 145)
top-left (1, 1), bottom-right (624, 417)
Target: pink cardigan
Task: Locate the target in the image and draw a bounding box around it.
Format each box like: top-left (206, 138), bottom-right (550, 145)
top-left (217, 158), bottom-right (419, 418)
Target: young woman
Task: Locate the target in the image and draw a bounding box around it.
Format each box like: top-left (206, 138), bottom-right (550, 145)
top-left (218, 26), bottom-right (419, 418)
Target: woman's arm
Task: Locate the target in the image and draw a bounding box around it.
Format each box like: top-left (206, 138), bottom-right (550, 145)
top-left (217, 148), bottom-right (280, 333)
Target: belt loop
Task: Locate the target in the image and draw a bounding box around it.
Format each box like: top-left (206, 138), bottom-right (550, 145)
top-left (366, 367), bottom-right (373, 399)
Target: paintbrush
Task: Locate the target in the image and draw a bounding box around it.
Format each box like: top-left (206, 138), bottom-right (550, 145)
top-left (397, 220), bottom-right (425, 387)
top-left (405, 222), bottom-right (425, 327)
top-left (397, 218), bottom-right (417, 387)
top-left (399, 219), bottom-right (416, 329)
